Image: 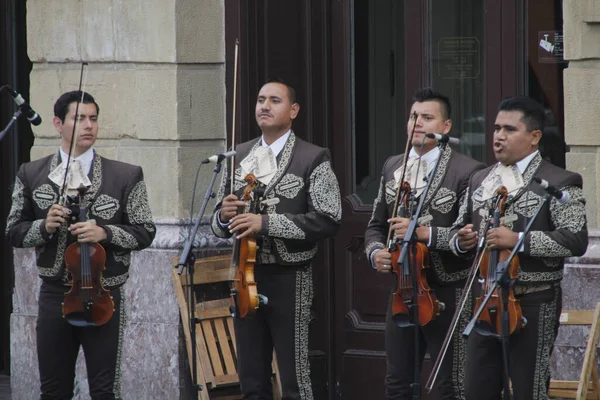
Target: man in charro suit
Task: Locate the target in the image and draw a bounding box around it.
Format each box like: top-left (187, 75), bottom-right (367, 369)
top-left (6, 90), bottom-right (155, 399)
top-left (450, 96), bottom-right (588, 399)
top-left (364, 88), bottom-right (485, 399)
top-left (210, 78), bottom-right (342, 400)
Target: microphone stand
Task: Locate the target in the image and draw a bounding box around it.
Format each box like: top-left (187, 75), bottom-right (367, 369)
top-left (463, 192), bottom-right (551, 400)
top-left (176, 156), bottom-right (226, 394)
top-left (0, 108), bottom-right (22, 142)
top-left (397, 140), bottom-right (449, 400)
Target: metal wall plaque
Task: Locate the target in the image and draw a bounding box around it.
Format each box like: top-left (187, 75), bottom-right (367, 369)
top-left (437, 37), bottom-right (481, 79)
top-left (538, 31), bottom-right (565, 63)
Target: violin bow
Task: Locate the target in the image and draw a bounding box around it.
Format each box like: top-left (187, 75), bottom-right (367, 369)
top-left (386, 112), bottom-right (418, 247)
top-left (229, 39), bottom-right (239, 195)
top-left (58, 62), bottom-right (88, 205)
top-left (425, 186), bottom-right (508, 391)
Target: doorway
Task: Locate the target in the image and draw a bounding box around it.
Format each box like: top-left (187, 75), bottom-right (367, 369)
top-left (330, 0), bottom-right (566, 398)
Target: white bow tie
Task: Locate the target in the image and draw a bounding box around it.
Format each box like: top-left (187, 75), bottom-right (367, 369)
top-left (480, 164), bottom-right (524, 201)
top-left (48, 159), bottom-right (92, 195)
top-left (393, 157), bottom-right (428, 197)
top-left (240, 146), bottom-right (278, 185)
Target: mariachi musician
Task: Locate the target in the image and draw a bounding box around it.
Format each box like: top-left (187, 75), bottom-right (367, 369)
top-left (5, 90), bottom-right (155, 399)
top-left (364, 87), bottom-right (485, 399)
top-left (210, 78), bottom-right (342, 399)
top-left (449, 96), bottom-right (588, 399)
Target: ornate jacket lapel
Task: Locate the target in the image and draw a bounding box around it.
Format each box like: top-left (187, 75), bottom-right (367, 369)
top-left (263, 132), bottom-right (296, 197)
top-left (422, 146), bottom-right (451, 210)
top-left (506, 152), bottom-right (542, 206)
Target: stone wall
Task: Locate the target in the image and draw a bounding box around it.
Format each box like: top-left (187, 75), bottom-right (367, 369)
top-left (11, 1), bottom-right (228, 398)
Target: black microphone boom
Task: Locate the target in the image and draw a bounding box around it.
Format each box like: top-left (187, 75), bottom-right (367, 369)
top-left (8, 88), bottom-right (42, 126)
top-left (202, 150), bottom-right (237, 164)
top-left (425, 133), bottom-right (460, 145)
top-left (533, 177), bottom-right (570, 204)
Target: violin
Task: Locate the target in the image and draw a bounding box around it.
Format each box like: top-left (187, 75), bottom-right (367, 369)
top-left (473, 186), bottom-right (525, 335)
top-left (388, 180), bottom-right (442, 327)
top-left (229, 174), bottom-right (268, 318)
top-left (62, 185), bottom-right (114, 326)
top-left (425, 187), bottom-right (523, 391)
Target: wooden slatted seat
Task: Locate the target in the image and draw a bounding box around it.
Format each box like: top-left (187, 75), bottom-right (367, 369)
top-left (549, 302), bottom-right (600, 400)
top-left (172, 254), bottom-right (282, 399)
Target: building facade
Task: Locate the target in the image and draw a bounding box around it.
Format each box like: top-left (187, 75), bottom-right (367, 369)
top-left (1, 1), bottom-right (599, 399)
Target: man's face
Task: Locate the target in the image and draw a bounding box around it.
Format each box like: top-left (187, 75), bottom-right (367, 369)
top-left (255, 83), bottom-right (299, 133)
top-left (493, 110), bottom-right (541, 165)
top-left (407, 100), bottom-right (451, 153)
top-left (54, 102), bottom-right (99, 155)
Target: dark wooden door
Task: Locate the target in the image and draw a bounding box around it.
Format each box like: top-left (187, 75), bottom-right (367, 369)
top-left (0, 0), bottom-right (33, 375)
top-left (328, 1), bottom-right (534, 399)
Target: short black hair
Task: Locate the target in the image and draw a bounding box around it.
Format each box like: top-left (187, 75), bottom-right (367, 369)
top-left (412, 87), bottom-right (451, 120)
top-left (263, 77), bottom-right (297, 104)
top-left (53, 91), bottom-right (99, 122)
top-left (497, 96), bottom-right (545, 132)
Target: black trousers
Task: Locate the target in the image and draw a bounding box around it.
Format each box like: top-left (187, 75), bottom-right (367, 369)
top-left (385, 281), bottom-right (470, 400)
top-left (234, 264), bottom-right (314, 400)
top-left (36, 281), bottom-right (125, 400)
top-left (464, 286), bottom-right (562, 400)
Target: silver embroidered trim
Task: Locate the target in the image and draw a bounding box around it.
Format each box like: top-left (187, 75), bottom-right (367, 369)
top-left (91, 194), bottom-right (120, 220)
top-left (435, 227), bottom-right (451, 252)
top-left (513, 191), bottom-right (543, 218)
top-left (113, 286), bottom-right (126, 399)
top-left (430, 251), bottom-right (470, 283)
top-left (369, 176), bottom-right (385, 223)
top-left (127, 180), bottom-right (154, 226)
top-left (295, 266), bottom-right (314, 400)
top-left (451, 287), bottom-right (469, 399)
top-left (275, 173), bottom-right (305, 199)
top-left (431, 187), bottom-right (457, 215)
top-left (274, 238), bottom-right (318, 263)
top-left (365, 241), bottom-right (385, 260)
top-left (107, 225), bottom-right (139, 249)
top-left (113, 252), bottom-right (131, 266)
top-left (102, 272), bottom-right (130, 288)
top-left (422, 146), bottom-right (451, 208)
top-left (23, 220), bottom-right (45, 247)
top-left (6, 176), bottom-right (25, 235)
top-left (32, 184), bottom-right (58, 210)
top-left (264, 134), bottom-right (295, 196)
top-left (529, 232), bottom-right (572, 258)
top-left (532, 292), bottom-right (558, 400)
top-left (518, 269), bottom-right (563, 283)
top-left (268, 214), bottom-right (306, 239)
top-left (39, 225), bottom-right (68, 278)
top-left (309, 161), bottom-right (342, 222)
top-left (385, 179), bottom-right (396, 205)
top-left (450, 187), bottom-right (470, 255)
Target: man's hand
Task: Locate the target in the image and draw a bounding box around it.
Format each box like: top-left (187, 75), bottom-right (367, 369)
top-left (45, 204), bottom-right (69, 234)
top-left (229, 214), bottom-right (263, 239)
top-left (374, 249), bottom-right (393, 273)
top-left (68, 221), bottom-right (107, 243)
top-left (389, 217), bottom-right (430, 243)
top-left (389, 217), bottom-right (410, 240)
top-left (220, 194), bottom-right (247, 223)
top-left (486, 226), bottom-right (518, 250)
top-left (457, 224), bottom-right (478, 251)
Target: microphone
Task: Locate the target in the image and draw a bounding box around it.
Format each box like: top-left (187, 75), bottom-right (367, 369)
top-left (202, 150), bottom-right (237, 164)
top-left (8, 88), bottom-right (42, 126)
top-left (533, 177), bottom-right (570, 204)
top-left (425, 133), bottom-right (460, 145)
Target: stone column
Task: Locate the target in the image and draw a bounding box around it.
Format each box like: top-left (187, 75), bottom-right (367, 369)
top-left (550, 0), bottom-right (600, 383)
top-left (11, 1), bottom-right (229, 399)
top-left (563, 0), bottom-right (600, 227)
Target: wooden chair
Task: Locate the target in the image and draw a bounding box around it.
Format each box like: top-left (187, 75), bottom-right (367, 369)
top-left (549, 302), bottom-right (600, 400)
top-left (172, 254), bottom-right (282, 400)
